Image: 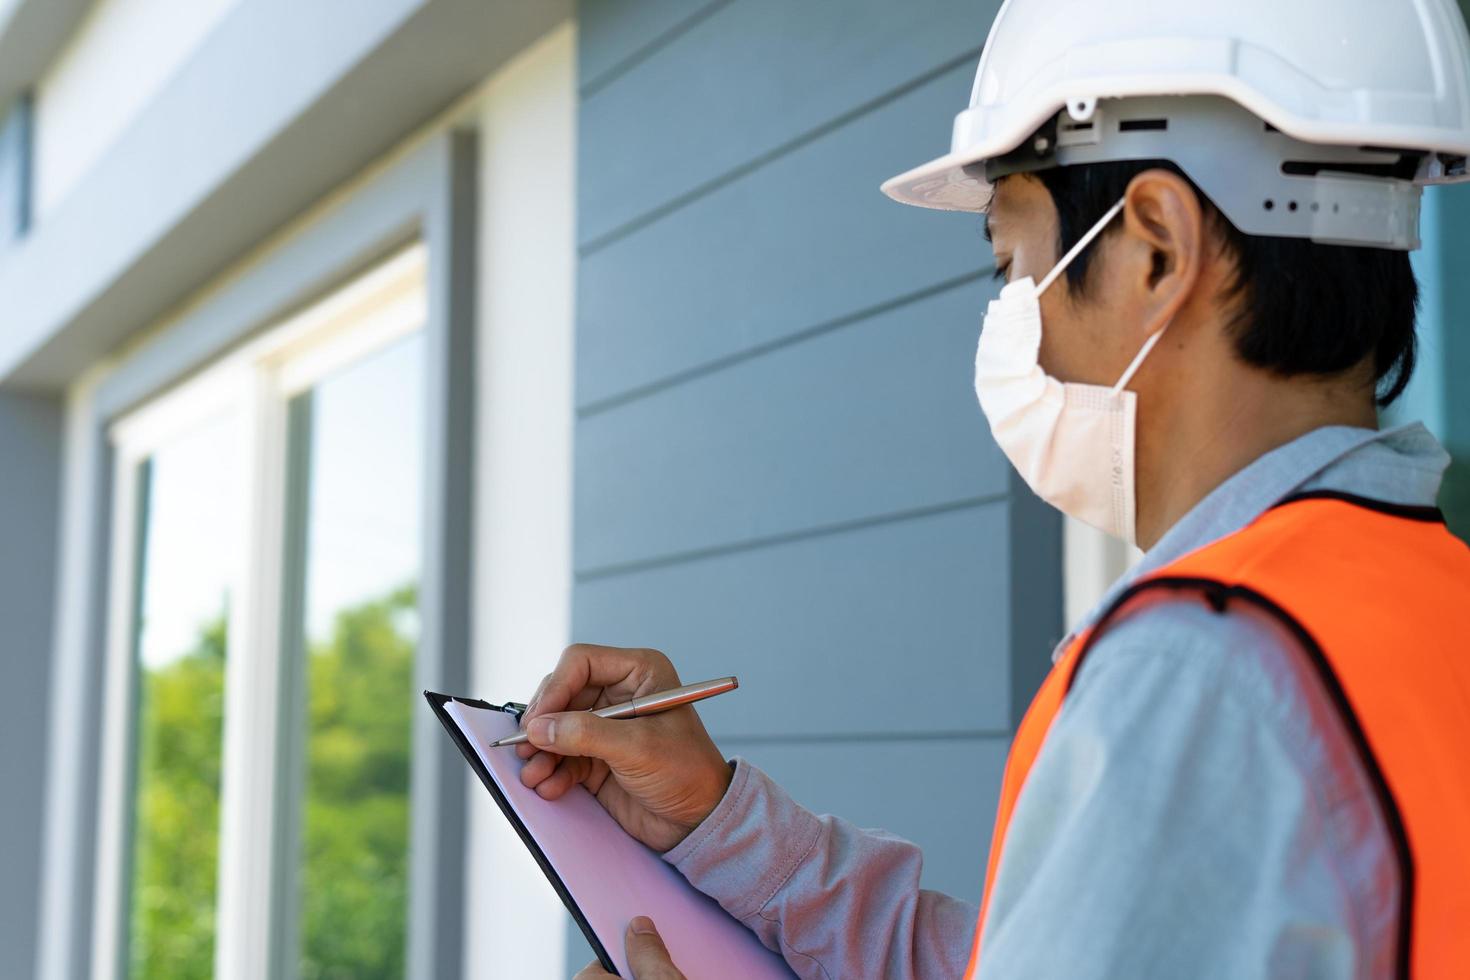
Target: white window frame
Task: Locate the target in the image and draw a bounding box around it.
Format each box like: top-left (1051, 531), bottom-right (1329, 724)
top-left (463, 22), bottom-right (577, 978)
top-left (91, 244), bottom-right (428, 980)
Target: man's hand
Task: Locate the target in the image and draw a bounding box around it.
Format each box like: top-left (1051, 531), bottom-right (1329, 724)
top-left (573, 917), bottom-right (686, 980)
top-left (517, 643), bottom-right (734, 852)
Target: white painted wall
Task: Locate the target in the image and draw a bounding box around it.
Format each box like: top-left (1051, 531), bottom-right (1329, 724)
top-left (33, 0), bottom-right (242, 221)
top-left (468, 19), bottom-right (577, 978)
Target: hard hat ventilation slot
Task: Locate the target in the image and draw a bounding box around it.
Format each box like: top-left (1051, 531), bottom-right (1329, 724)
top-left (1119, 118), bottom-right (1168, 132)
top-left (1056, 113), bottom-right (1101, 149)
top-left (1282, 156), bottom-right (1420, 181)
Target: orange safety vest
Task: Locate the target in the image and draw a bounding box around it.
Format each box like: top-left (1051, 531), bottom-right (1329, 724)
top-left (964, 492), bottom-right (1470, 979)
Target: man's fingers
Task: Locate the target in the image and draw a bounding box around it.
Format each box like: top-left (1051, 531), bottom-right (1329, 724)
top-left (568, 923), bottom-right (684, 980)
top-left (535, 754), bottom-right (593, 800)
top-left (567, 686), bottom-right (606, 712)
top-left (536, 645), bottom-right (631, 716)
top-left (625, 917), bottom-right (684, 980)
top-left (518, 690), bottom-right (604, 762)
top-left (526, 673), bottom-right (552, 718)
top-left (525, 709), bottom-right (652, 769)
top-left (518, 749), bottom-right (559, 789)
top-left (531, 645), bottom-right (670, 721)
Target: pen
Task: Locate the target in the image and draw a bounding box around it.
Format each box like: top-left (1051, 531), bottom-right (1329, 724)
top-left (485, 676), bottom-right (739, 747)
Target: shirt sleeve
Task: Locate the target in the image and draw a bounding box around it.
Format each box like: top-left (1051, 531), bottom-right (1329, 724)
top-left (663, 756), bottom-right (978, 979)
top-left (974, 599), bottom-right (1393, 980)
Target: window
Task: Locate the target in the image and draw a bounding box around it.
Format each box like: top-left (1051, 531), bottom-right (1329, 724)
top-left (123, 413), bottom-right (243, 979)
top-left (281, 333), bottom-right (425, 980)
top-left (100, 244), bottom-right (427, 980)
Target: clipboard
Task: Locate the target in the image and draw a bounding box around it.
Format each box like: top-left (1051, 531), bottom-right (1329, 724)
top-left (425, 690), bottom-right (794, 978)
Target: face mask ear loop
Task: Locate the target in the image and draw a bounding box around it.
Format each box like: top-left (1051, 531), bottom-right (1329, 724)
top-left (1036, 196), bottom-right (1128, 296)
top-left (1110, 322), bottom-right (1170, 397)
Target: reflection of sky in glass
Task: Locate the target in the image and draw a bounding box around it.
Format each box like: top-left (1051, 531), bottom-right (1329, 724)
top-left (305, 333), bottom-right (425, 643)
top-left (133, 329), bottom-right (424, 667)
top-left (137, 413), bottom-right (241, 669)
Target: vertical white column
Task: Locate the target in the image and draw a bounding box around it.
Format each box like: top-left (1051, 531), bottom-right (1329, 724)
top-left (88, 440), bottom-right (143, 980)
top-left (1062, 516), bottom-right (1143, 631)
top-left (468, 19), bottom-right (578, 978)
top-left (37, 367), bottom-right (109, 980)
top-left (214, 369), bottom-right (289, 980)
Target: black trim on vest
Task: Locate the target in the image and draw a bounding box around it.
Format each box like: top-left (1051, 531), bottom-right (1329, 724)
top-left (1272, 488), bottom-right (1446, 524)
top-left (1069, 576), bottom-right (1415, 979)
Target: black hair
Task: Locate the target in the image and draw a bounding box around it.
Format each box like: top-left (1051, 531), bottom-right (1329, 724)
top-left (1028, 159), bottom-right (1419, 406)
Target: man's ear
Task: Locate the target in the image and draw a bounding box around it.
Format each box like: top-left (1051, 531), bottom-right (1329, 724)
top-left (1119, 170), bottom-right (1204, 336)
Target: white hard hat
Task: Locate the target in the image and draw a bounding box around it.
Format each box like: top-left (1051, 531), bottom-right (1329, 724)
top-left (880, 0), bottom-right (1470, 250)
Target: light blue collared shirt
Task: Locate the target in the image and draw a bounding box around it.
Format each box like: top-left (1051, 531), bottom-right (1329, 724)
top-left (663, 423), bottom-right (1452, 980)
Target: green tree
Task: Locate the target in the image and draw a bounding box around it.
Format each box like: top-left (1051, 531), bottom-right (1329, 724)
top-left (297, 583), bottom-right (416, 980)
top-left (128, 615), bottom-right (227, 980)
top-left (125, 582), bottom-right (417, 980)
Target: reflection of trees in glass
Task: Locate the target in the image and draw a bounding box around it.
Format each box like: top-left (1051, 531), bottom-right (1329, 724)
top-left (126, 584), bottom-right (415, 980)
top-left (299, 582), bottom-right (416, 980)
top-left (129, 616), bottom-right (226, 980)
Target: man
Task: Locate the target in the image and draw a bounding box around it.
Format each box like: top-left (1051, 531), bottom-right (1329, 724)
top-left (519, 2), bottom-right (1470, 976)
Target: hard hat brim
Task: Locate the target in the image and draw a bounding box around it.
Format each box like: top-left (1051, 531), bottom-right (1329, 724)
top-left (880, 149), bottom-right (995, 213)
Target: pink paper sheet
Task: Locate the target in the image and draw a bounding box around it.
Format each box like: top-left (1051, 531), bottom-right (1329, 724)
top-left (444, 701), bottom-right (794, 979)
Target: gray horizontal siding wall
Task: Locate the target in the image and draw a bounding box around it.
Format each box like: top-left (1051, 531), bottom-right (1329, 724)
top-left (571, 0), bottom-right (1060, 964)
top-left (0, 391), bottom-right (61, 980)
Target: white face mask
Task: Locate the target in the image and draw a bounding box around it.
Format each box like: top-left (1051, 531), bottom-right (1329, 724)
top-left (975, 196), bottom-right (1168, 546)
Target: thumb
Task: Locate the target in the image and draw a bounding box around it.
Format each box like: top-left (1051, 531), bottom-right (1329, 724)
top-left (625, 917), bottom-right (684, 980)
top-left (524, 710), bottom-right (648, 766)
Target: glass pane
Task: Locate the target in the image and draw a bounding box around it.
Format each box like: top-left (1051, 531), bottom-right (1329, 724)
top-left (292, 332), bottom-right (424, 980)
top-left (127, 413), bottom-right (240, 980)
